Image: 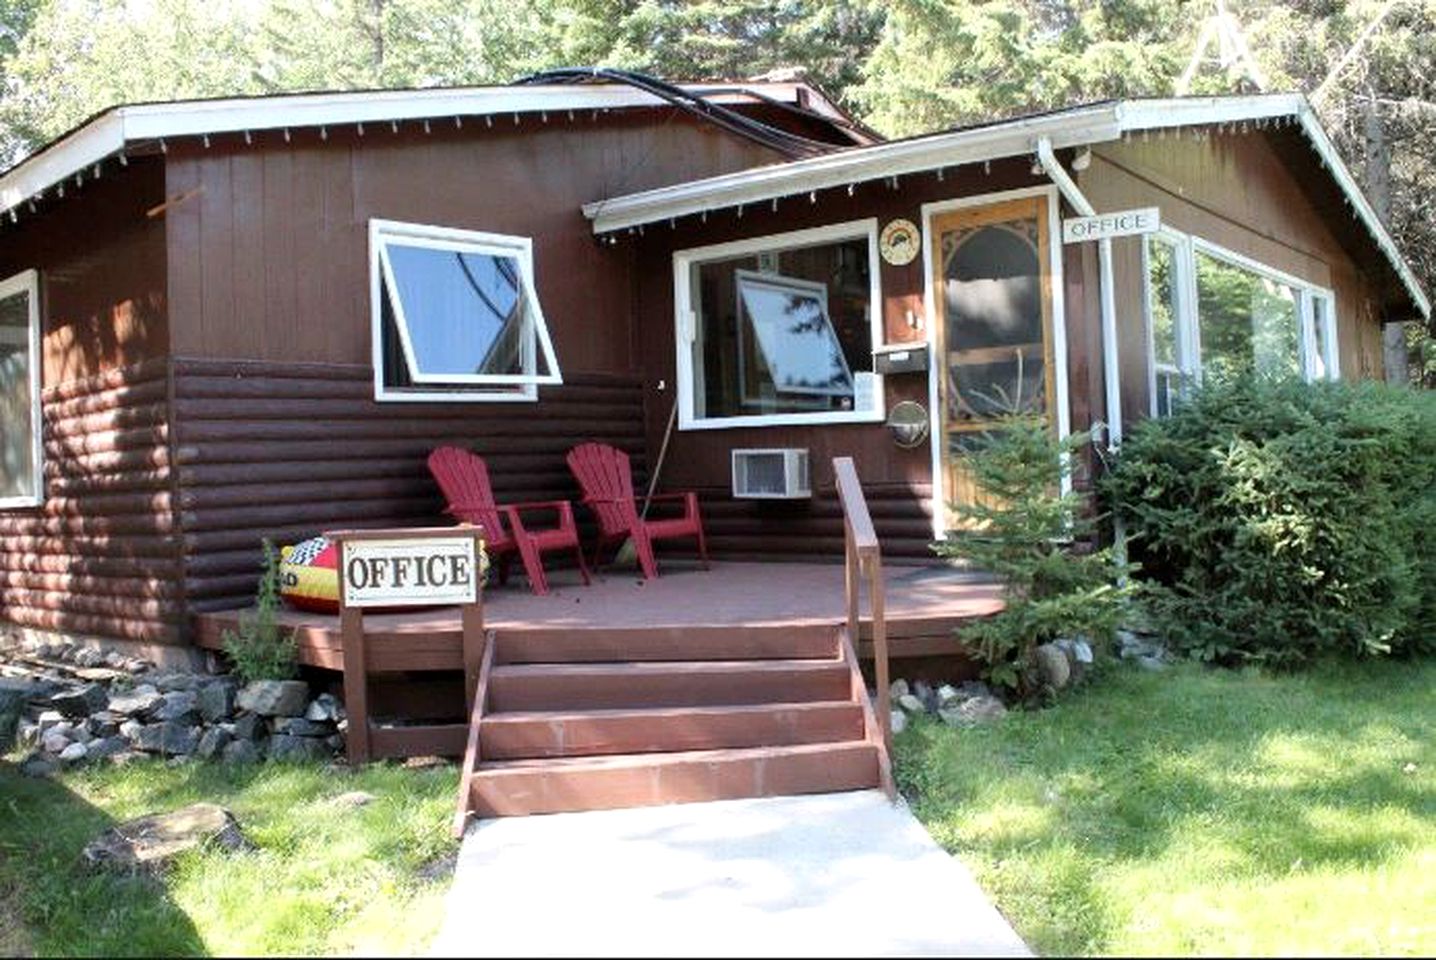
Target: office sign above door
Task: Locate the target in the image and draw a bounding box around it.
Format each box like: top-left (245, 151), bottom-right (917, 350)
top-left (1061, 207), bottom-right (1161, 244)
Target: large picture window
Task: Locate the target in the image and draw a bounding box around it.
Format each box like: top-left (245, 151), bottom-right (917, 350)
top-left (0, 269), bottom-right (41, 508)
top-left (1143, 230), bottom-right (1338, 416)
top-left (674, 220), bottom-right (883, 429)
top-left (370, 220), bottom-right (560, 402)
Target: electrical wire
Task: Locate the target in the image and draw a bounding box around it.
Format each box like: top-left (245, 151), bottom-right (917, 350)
top-left (515, 67), bottom-right (848, 160)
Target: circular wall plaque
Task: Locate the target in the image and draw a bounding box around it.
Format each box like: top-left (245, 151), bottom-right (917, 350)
top-left (879, 218), bottom-right (921, 266)
top-left (886, 400), bottom-right (930, 449)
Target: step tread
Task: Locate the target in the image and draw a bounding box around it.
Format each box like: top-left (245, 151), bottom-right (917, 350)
top-left (481, 700), bottom-right (860, 723)
top-left (489, 658), bottom-right (843, 676)
top-left (477, 740), bottom-right (874, 772)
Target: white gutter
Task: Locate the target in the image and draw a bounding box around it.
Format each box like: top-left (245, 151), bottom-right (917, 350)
top-left (1037, 137), bottom-right (1122, 448)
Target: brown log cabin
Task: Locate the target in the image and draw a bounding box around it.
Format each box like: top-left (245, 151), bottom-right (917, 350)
top-left (0, 78), bottom-right (1427, 669)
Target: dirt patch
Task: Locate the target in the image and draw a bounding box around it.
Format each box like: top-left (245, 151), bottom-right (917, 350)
top-left (0, 879), bottom-right (33, 957)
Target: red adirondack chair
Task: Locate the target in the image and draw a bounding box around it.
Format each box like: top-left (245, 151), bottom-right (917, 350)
top-left (427, 446), bottom-right (589, 596)
top-left (565, 441), bottom-right (708, 581)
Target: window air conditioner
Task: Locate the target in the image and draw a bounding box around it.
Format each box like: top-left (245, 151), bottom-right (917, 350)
top-left (731, 448), bottom-right (811, 499)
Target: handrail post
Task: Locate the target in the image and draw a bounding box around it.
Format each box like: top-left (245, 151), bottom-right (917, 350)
top-left (867, 550), bottom-right (891, 756)
top-left (832, 456), bottom-right (890, 753)
top-left (844, 523), bottom-right (859, 647)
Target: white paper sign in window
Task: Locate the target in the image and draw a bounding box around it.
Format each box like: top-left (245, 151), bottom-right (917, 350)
top-left (371, 220), bottom-right (561, 401)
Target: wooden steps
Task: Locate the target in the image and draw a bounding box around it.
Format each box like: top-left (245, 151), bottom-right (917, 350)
top-left (455, 623), bottom-right (890, 826)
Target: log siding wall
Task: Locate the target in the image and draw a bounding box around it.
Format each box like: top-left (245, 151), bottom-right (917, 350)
top-left (170, 358), bottom-right (647, 616)
top-left (0, 358), bottom-right (183, 644)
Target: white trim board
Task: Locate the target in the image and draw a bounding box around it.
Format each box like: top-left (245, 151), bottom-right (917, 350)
top-left (0, 268), bottom-right (43, 509)
top-left (0, 80), bottom-right (840, 217)
top-left (672, 218), bottom-right (886, 432)
top-left (585, 94), bottom-right (1428, 320)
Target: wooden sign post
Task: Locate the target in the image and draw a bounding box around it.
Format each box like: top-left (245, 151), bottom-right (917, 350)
top-left (328, 526), bottom-right (486, 764)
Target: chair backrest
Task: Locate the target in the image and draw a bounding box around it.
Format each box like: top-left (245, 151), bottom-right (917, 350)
top-left (427, 446), bottom-right (507, 544)
top-left (566, 442), bottom-right (636, 537)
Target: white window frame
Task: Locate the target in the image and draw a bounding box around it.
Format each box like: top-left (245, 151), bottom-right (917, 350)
top-left (673, 218), bottom-right (885, 431)
top-left (369, 218), bottom-right (561, 403)
top-left (1142, 227), bottom-right (1339, 415)
top-left (0, 268), bottom-right (42, 509)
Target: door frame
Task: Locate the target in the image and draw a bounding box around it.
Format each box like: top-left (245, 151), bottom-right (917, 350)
top-left (920, 184), bottom-right (1071, 540)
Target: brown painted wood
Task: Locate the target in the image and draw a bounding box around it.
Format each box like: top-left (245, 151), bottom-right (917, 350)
top-left (339, 604), bottom-right (369, 763)
top-left (486, 659), bottom-right (851, 713)
top-left (454, 636), bottom-right (497, 837)
top-left (469, 741), bottom-right (878, 818)
top-left (494, 623), bottom-right (838, 664)
top-left (369, 723), bottom-right (468, 759)
top-left (840, 626), bottom-right (894, 798)
top-left (480, 701), bottom-right (865, 760)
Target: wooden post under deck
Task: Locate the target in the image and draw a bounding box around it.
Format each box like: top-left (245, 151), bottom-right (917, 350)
top-left (331, 526), bottom-right (485, 765)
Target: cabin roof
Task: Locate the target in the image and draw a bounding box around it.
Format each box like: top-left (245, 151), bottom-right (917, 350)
top-left (0, 78), bottom-right (862, 218)
top-left (582, 94), bottom-right (1428, 319)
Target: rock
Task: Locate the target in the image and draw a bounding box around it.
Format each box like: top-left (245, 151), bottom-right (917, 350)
top-left (74, 648), bottom-right (105, 669)
top-left (267, 734), bottom-right (329, 762)
top-left (236, 680), bottom-right (309, 718)
top-left (153, 691), bottom-right (200, 725)
top-left (72, 725), bottom-right (94, 744)
top-left (0, 678), bottom-right (31, 751)
top-left (232, 713), bottom-right (264, 742)
top-left (58, 741), bottom-right (89, 764)
top-left (134, 723), bottom-right (165, 752)
top-left (1034, 643), bottom-right (1072, 690)
top-left (36, 709), bottom-right (66, 732)
top-left (51, 683), bottom-right (108, 718)
top-left (331, 790), bottom-right (377, 809)
top-left (936, 684), bottom-right (960, 706)
top-left (888, 678), bottom-right (910, 701)
top-left (273, 717), bottom-right (332, 738)
top-left (324, 734), bottom-right (344, 752)
top-left (1055, 636), bottom-right (1094, 664)
top-left (890, 709), bottom-right (908, 735)
top-left (20, 754), bottom-right (58, 778)
top-left (896, 693), bottom-right (927, 715)
top-left (87, 711), bottom-right (122, 738)
top-left (108, 690), bottom-right (164, 719)
top-left (196, 683), bottom-right (235, 724)
top-left (305, 693), bottom-right (345, 723)
top-left (41, 729), bottom-right (72, 754)
top-left (159, 722), bottom-right (201, 757)
top-left (195, 727), bottom-right (232, 760)
top-left (939, 694), bottom-right (1008, 728)
top-left (103, 651), bottom-right (128, 669)
top-left (119, 718), bottom-right (143, 742)
top-left (221, 740), bottom-right (261, 765)
top-left (912, 679), bottom-right (939, 713)
top-left (154, 673), bottom-right (199, 693)
top-left (108, 750), bottom-right (149, 767)
top-left (1137, 655), bottom-right (1168, 672)
top-left (81, 803), bottom-right (250, 874)
top-left (86, 736), bottom-right (129, 761)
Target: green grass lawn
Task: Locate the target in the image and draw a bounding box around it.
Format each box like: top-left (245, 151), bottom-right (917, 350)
top-left (896, 657), bottom-right (1435, 956)
top-left (0, 758), bottom-right (460, 957)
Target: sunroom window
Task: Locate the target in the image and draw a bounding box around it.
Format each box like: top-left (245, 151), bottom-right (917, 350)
top-left (370, 220), bottom-right (560, 402)
top-left (0, 269), bottom-right (41, 508)
top-left (675, 220), bottom-right (883, 429)
top-left (1143, 230), bottom-right (1338, 416)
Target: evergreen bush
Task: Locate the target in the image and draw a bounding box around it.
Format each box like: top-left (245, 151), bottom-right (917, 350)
top-left (934, 415), bottom-right (1135, 696)
top-left (1104, 378), bottom-right (1435, 665)
top-left (221, 539), bottom-right (299, 683)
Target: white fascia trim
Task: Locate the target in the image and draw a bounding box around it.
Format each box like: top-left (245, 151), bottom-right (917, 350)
top-left (0, 82), bottom-right (818, 217)
top-left (585, 105), bottom-right (1124, 233)
top-left (1120, 96), bottom-right (1428, 318)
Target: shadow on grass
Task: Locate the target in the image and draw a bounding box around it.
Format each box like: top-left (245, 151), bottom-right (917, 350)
top-left (894, 659), bottom-right (1436, 955)
top-left (0, 762), bottom-right (207, 957)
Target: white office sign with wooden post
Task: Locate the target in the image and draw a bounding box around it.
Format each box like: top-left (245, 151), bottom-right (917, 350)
top-left (341, 536), bottom-right (478, 608)
top-left (1062, 207), bottom-right (1161, 244)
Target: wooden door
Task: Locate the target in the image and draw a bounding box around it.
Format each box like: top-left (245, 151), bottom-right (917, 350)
top-left (931, 195), bottom-right (1057, 528)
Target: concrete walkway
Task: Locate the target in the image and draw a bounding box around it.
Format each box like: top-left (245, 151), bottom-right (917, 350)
top-left (431, 790), bottom-right (1031, 957)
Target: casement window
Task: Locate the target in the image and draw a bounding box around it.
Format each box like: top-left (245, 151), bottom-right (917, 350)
top-left (0, 269), bottom-right (41, 508)
top-left (370, 219), bottom-right (561, 402)
top-left (1143, 229), bottom-right (1339, 415)
top-left (674, 220), bottom-right (884, 430)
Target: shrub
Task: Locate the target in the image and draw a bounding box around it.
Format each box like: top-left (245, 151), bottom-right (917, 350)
top-left (934, 415), bottom-right (1135, 696)
top-left (1103, 378), bottom-right (1435, 665)
top-left (221, 540), bottom-right (299, 683)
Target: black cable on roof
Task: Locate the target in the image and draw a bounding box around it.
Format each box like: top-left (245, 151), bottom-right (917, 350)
top-left (515, 67), bottom-right (846, 160)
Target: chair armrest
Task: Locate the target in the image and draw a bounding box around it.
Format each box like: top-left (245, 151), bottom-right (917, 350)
top-left (502, 500), bottom-right (578, 537)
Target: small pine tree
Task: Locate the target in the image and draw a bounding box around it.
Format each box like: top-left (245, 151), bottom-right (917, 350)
top-left (935, 414), bottom-right (1134, 697)
top-left (221, 539), bottom-right (299, 684)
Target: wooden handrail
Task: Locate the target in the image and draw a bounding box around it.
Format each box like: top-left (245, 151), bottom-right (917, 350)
top-left (833, 457), bottom-right (892, 765)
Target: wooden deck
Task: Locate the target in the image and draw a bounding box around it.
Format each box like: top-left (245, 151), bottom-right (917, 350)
top-left (193, 561), bottom-right (1004, 672)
